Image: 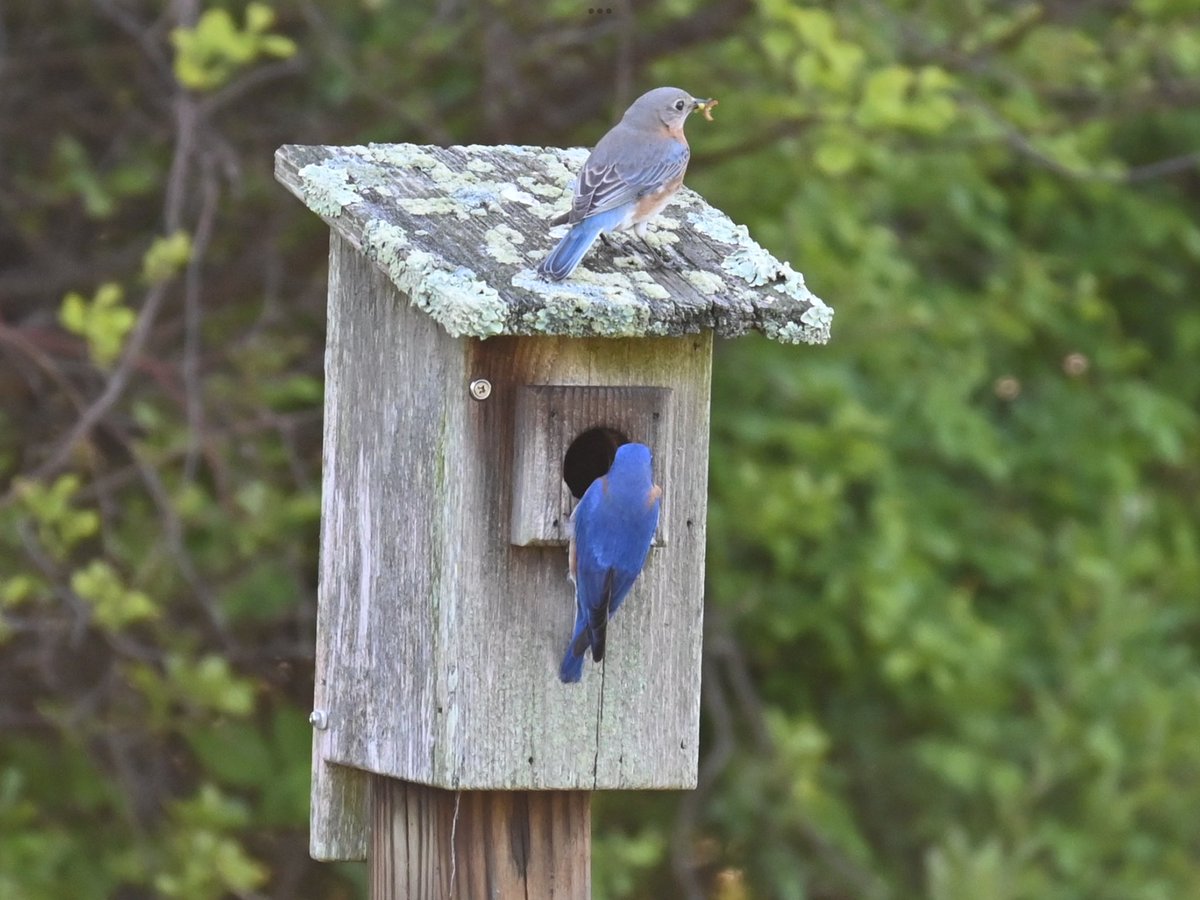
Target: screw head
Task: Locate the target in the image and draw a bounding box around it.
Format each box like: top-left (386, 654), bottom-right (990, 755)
top-left (469, 379), bottom-right (492, 401)
top-left (309, 709), bottom-right (329, 730)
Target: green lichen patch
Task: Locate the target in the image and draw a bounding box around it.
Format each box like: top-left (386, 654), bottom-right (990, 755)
top-left (484, 224), bottom-right (526, 266)
top-left (512, 269), bottom-right (653, 337)
top-left (684, 270), bottom-right (725, 296)
top-left (723, 245), bottom-right (786, 287)
top-left (612, 255), bottom-right (644, 270)
top-left (398, 196), bottom-right (461, 217)
top-left (298, 160), bottom-right (362, 217)
top-left (687, 207), bottom-right (747, 244)
top-left (518, 175), bottom-right (569, 199)
top-left (362, 219), bottom-right (507, 338)
top-left (628, 271), bottom-right (672, 300)
top-left (761, 309), bottom-right (833, 345)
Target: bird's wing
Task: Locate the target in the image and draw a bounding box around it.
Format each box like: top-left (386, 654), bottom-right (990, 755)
top-left (587, 569), bottom-right (614, 662)
top-left (567, 134), bottom-right (690, 223)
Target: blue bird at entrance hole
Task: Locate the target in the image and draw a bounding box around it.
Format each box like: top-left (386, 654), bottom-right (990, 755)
top-left (560, 442), bottom-right (662, 683)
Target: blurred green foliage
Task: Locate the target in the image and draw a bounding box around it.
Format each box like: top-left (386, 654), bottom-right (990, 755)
top-left (58, 284), bottom-right (135, 368)
top-left (171, 3), bottom-right (296, 91)
top-left (1, 0), bottom-right (1198, 898)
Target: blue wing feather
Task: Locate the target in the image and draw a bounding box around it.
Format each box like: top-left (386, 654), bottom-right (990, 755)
top-left (566, 137), bottom-right (689, 223)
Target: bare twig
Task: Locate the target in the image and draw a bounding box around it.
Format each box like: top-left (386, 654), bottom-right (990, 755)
top-left (16, 279), bottom-right (171, 489)
top-left (182, 158), bottom-right (221, 481)
top-left (198, 56), bottom-right (305, 119)
top-left (127, 441), bottom-right (229, 643)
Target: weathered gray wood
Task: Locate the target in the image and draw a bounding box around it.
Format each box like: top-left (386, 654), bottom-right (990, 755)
top-left (274, 143), bottom-right (833, 345)
top-left (310, 235), bottom-right (373, 861)
top-left (369, 776), bottom-right (589, 899)
top-left (310, 757), bottom-right (368, 861)
top-left (313, 232), bottom-right (709, 802)
top-left (510, 385), bottom-right (672, 546)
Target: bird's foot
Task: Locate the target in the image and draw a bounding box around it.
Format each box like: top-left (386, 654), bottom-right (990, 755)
top-left (641, 236), bottom-right (677, 270)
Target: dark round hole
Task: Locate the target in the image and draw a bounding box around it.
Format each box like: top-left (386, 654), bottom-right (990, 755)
top-left (563, 426), bottom-right (628, 499)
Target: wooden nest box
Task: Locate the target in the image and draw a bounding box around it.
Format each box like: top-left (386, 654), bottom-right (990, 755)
top-left (275, 142), bottom-right (832, 894)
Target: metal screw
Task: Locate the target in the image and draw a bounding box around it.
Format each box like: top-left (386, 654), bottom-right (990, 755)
top-left (309, 709), bottom-right (329, 730)
top-left (469, 378), bottom-right (492, 401)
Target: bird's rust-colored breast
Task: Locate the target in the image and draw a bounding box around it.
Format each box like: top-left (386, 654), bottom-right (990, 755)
top-left (632, 174), bottom-right (685, 224)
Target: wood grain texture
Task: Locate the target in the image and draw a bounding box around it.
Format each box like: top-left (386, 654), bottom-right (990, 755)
top-left (510, 385), bottom-right (672, 546)
top-left (310, 757), bottom-right (368, 861)
top-left (369, 776), bottom-right (589, 900)
top-left (311, 233), bottom-right (711, 858)
top-left (310, 233), bottom-right (453, 857)
top-left (274, 143), bottom-right (833, 345)
top-left (310, 236), bottom-right (372, 861)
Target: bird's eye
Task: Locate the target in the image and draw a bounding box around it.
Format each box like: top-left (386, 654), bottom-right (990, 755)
top-left (674, 99), bottom-right (686, 111)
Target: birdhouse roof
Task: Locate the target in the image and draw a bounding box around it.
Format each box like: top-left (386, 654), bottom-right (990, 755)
top-left (275, 143), bottom-right (833, 345)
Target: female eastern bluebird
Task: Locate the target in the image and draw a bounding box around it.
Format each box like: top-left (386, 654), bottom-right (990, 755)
top-left (538, 86), bottom-right (712, 282)
top-left (560, 442), bottom-right (662, 683)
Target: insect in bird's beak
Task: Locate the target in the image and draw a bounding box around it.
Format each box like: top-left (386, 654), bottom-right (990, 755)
top-left (693, 98), bottom-right (718, 121)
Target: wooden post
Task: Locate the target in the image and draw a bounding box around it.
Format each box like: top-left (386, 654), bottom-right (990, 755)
top-left (273, 142), bottom-right (833, 893)
top-left (370, 778), bottom-right (589, 898)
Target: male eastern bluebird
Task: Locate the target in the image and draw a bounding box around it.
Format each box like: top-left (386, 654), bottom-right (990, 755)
top-left (560, 442), bottom-right (662, 683)
top-left (538, 86), bottom-right (714, 281)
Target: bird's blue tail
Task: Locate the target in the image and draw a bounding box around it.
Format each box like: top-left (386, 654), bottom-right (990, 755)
top-left (559, 645), bottom-right (586, 683)
top-left (559, 612), bottom-right (589, 683)
top-left (538, 207), bottom-right (628, 281)
top-left (538, 217), bottom-right (604, 281)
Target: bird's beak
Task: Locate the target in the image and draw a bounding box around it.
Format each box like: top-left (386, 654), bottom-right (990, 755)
top-left (692, 98), bottom-right (718, 121)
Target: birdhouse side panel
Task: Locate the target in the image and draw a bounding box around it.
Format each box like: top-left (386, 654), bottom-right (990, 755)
top-left (315, 235), bottom-right (462, 789)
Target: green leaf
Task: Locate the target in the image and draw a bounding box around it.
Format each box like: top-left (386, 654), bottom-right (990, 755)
top-left (857, 65), bottom-right (914, 128)
top-left (171, 4), bottom-right (297, 91)
top-left (142, 231), bottom-right (192, 284)
top-left (152, 786), bottom-right (268, 898)
top-left (58, 282), bottom-right (136, 367)
top-left (13, 475), bottom-right (101, 559)
top-left (165, 654), bottom-right (256, 717)
top-left (814, 139), bottom-right (858, 176)
top-left (70, 560), bottom-right (158, 632)
top-left (52, 136), bottom-right (115, 218)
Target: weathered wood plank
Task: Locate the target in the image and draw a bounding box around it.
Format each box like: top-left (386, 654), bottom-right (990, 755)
top-left (274, 143), bottom-right (833, 345)
top-left (309, 232), bottom-right (454, 854)
top-left (510, 384), bottom-right (672, 546)
top-left (369, 776), bottom-right (589, 899)
top-left (310, 756), bottom-right (368, 861)
top-left (310, 235), bottom-right (373, 861)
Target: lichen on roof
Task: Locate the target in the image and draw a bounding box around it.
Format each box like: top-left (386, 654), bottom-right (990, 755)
top-left (276, 142), bottom-right (833, 345)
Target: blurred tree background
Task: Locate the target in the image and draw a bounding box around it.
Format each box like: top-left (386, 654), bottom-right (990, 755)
top-left (2, 0), bottom-right (1199, 897)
